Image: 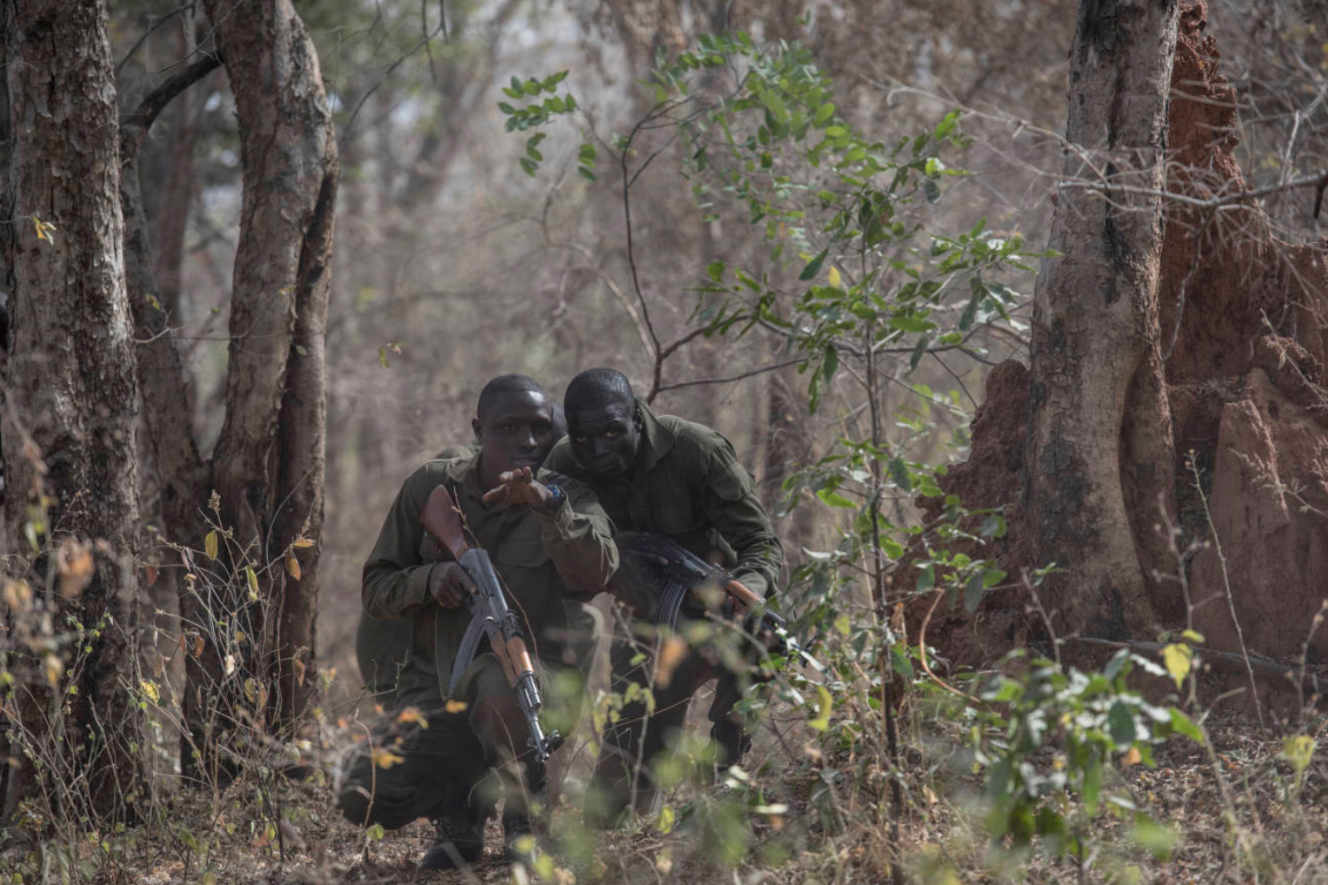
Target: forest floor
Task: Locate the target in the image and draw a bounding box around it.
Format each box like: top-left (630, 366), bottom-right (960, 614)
top-left (102, 687), bottom-right (1328, 885)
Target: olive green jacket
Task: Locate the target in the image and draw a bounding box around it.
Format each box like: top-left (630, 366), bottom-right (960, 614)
top-left (544, 400), bottom-right (783, 600)
top-left (361, 453), bottom-right (617, 705)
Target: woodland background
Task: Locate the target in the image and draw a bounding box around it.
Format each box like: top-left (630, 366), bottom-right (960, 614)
top-left (3, 0), bottom-right (1328, 882)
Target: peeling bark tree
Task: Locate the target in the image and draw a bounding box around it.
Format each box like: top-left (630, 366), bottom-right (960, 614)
top-left (0, 0), bottom-right (144, 822)
top-left (1025, 0), bottom-right (1181, 639)
top-left (199, 0), bottom-right (337, 743)
top-left (116, 1), bottom-right (336, 779)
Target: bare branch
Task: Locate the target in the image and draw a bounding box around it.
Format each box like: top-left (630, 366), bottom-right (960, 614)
top-left (654, 357), bottom-right (805, 395)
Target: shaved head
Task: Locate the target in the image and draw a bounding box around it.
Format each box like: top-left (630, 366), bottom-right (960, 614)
top-left (564, 368), bottom-right (634, 413)
top-left (476, 373), bottom-right (544, 420)
top-left (564, 368), bottom-right (641, 479)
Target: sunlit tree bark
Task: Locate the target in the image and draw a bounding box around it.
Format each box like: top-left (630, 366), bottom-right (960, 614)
top-left (1024, 0), bottom-right (1181, 639)
top-left (1, 0), bottom-right (144, 823)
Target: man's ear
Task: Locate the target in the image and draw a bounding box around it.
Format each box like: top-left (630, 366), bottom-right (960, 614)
top-left (471, 417), bottom-right (482, 441)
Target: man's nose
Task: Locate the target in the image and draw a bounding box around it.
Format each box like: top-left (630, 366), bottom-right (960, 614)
top-left (590, 437), bottom-right (611, 457)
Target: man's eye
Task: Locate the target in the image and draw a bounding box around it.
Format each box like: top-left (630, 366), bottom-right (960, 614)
top-left (603, 430), bottom-right (621, 440)
top-left (572, 435), bottom-right (588, 444)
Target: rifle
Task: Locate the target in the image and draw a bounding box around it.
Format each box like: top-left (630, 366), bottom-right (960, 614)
top-left (612, 532), bottom-right (824, 674)
top-left (419, 484), bottom-right (564, 763)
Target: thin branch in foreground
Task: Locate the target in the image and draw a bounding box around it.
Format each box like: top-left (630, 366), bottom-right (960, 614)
top-left (653, 357), bottom-right (805, 395)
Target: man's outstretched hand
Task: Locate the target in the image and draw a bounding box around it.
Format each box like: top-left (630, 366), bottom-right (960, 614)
top-left (482, 466), bottom-right (553, 510)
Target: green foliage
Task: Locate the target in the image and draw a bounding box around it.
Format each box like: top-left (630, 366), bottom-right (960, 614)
top-left (973, 648), bottom-right (1201, 866)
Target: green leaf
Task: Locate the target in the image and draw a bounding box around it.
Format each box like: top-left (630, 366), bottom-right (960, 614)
top-left (934, 110), bottom-right (960, 140)
top-left (1162, 643), bottom-right (1192, 689)
top-left (825, 125), bottom-right (848, 139)
top-left (497, 101), bottom-right (515, 114)
top-left (1281, 735), bottom-right (1316, 774)
top-left (963, 573), bottom-right (984, 613)
top-left (808, 684), bottom-right (833, 731)
top-left (1180, 629), bottom-right (1205, 644)
top-left (982, 567), bottom-right (1006, 588)
top-left (1108, 700), bottom-right (1137, 746)
top-left (1130, 817), bottom-right (1178, 860)
top-left (519, 157), bottom-right (538, 177)
top-left (1167, 707), bottom-right (1204, 743)
top-left (760, 89), bottom-right (788, 124)
top-left (980, 514), bottom-right (1006, 538)
top-left (822, 345), bottom-right (838, 382)
top-left (958, 292), bottom-right (980, 331)
top-left (799, 248), bottom-right (828, 281)
top-left (888, 456), bottom-right (911, 491)
top-left (909, 335), bottom-right (929, 371)
top-left (813, 102), bottom-right (835, 126)
top-left (916, 564), bottom-right (934, 592)
top-left (707, 261), bottom-right (725, 283)
top-left (1082, 757), bottom-right (1102, 815)
top-left (816, 487), bottom-right (854, 509)
top-left (924, 179), bottom-right (941, 203)
top-left (890, 644), bottom-right (914, 679)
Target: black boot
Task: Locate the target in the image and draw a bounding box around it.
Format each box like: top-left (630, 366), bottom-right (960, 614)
top-left (711, 717), bottom-right (752, 771)
top-left (418, 813), bottom-right (485, 871)
top-left (502, 810), bottom-right (541, 866)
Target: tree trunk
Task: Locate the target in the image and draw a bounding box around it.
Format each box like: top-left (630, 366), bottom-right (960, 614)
top-left (1, 0), bottom-right (144, 823)
top-left (1024, 0), bottom-right (1180, 640)
top-left (201, 0), bottom-right (336, 736)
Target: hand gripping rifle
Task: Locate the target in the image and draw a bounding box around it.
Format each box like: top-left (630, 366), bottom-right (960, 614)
top-left (419, 484), bottom-right (564, 763)
top-left (612, 532), bottom-right (823, 675)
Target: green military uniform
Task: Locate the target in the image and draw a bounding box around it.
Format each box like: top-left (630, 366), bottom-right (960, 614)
top-left (354, 444), bottom-right (602, 704)
top-left (337, 453), bottom-right (616, 833)
top-left (543, 400), bottom-right (783, 824)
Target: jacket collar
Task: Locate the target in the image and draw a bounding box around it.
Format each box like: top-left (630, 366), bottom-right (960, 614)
top-left (634, 398), bottom-right (675, 474)
top-left (443, 450), bottom-right (485, 499)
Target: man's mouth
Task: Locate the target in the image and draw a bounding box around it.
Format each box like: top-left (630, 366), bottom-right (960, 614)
top-left (589, 457), bottom-right (624, 475)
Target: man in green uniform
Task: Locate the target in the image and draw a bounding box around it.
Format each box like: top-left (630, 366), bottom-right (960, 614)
top-left (337, 375), bottom-right (617, 869)
top-left (354, 404), bottom-right (574, 702)
top-left (542, 368), bottom-right (783, 827)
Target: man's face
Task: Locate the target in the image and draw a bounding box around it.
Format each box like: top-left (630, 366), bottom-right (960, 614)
top-left (568, 395), bottom-right (641, 480)
top-left (473, 389), bottom-right (556, 488)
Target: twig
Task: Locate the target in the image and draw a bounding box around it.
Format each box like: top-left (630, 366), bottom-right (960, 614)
top-left (121, 53), bottom-right (223, 148)
top-left (339, 20), bottom-right (449, 146)
top-left (917, 588), bottom-right (982, 704)
top-left (1058, 170), bottom-right (1328, 212)
top-left (115, 2), bottom-right (195, 75)
top-left (653, 357), bottom-right (805, 395)
top-left (1189, 454), bottom-right (1264, 727)
top-left (928, 351), bottom-right (977, 410)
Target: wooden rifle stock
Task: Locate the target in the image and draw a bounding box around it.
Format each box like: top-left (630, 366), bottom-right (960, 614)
top-left (420, 485), bottom-right (471, 558)
top-left (418, 484), bottom-right (563, 760)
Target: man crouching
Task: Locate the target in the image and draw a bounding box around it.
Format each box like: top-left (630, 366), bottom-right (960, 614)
top-left (337, 374), bottom-right (617, 869)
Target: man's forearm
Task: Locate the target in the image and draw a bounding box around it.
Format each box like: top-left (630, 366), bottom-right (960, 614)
top-left (540, 506), bottom-right (618, 594)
